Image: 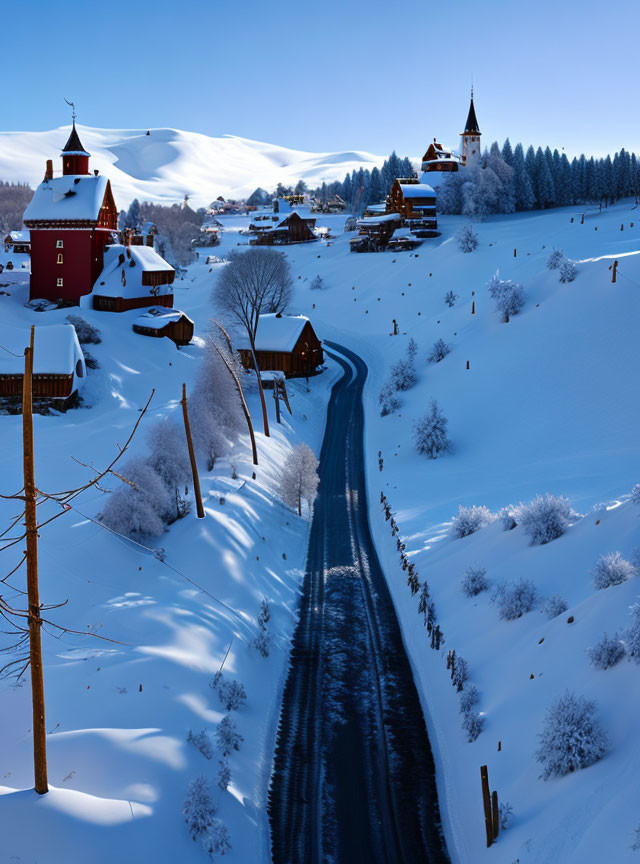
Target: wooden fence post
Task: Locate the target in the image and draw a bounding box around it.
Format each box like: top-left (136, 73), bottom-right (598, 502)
top-left (471, 301), bottom-right (475, 315)
top-left (513, 248), bottom-right (517, 257)
top-left (612, 259), bottom-right (618, 283)
top-left (273, 383), bottom-right (281, 424)
top-left (491, 789), bottom-right (500, 841)
top-left (480, 765), bottom-right (493, 847)
top-left (181, 383), bottom-right (205, 519)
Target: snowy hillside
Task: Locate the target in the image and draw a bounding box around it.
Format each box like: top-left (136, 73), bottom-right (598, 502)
top-left (0, 125), bottom-right (383, 208)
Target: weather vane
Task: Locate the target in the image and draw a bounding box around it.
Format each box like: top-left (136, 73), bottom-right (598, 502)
top-left (63, 98), bottom-right (77, 124)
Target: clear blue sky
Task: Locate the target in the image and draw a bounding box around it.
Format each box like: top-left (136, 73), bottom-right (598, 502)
top-left (5, 0), bottom-right (639, 158)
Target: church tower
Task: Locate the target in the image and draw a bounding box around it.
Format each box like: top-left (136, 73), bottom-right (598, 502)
top-left (61, 122), bottom-right (90, 176)
top-left (460, 89), bottom-right (481, 166)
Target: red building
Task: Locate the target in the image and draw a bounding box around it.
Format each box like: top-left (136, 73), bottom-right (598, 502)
top-left (23, 124), bottom-right (118, 304)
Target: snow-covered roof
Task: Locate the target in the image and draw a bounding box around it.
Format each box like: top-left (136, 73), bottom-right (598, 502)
top-left (398, 183), bottom-right (435, 198)
top-left (236, 313), bottom-right (312, 353)
top-left (0, 324), bottom-right (83, 376)
top-left (356, 213), bottom-right (402, 226)
top-left (133, 307), bottom-right (192, 330)
top-left (93, 244), bottom-right (174, 299)
top-left (5, 230), bottom-right (29, 243)
top-left (365, 203), bottom-right (387, 214)
top-left (23, 175), bottom-right (108, 223)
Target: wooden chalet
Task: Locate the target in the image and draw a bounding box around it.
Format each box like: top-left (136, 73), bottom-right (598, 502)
top-left (387, 178), bottom-right (437, 228)
top-left (421, 140), bottom-right (462, 175)
top-left (251, 211), bottom-right (316, 246)
top-left (132, 307), bottom-right (194, 346)
top-left (0, 324), bottom-right (86, 404)
top-left (351, 212), bottom-right (402, 252)
top-left (236, 313), bottom-right (323, 377)
top-left (92, 243), bottom-right (175, 312)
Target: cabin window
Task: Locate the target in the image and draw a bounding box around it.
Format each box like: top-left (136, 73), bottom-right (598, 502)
top-left (56, 239), bottom-right (64, 249)
top-left (57, 253), bottom-right (64, 264)
top-left (57, 277), bottom-right (64, 287)
top-left (75, 359), bottom-right (84, 378)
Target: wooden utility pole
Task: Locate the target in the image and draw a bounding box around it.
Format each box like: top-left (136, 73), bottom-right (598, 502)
top-left (23, 326), bottom-right (48, 794)
top-left (480, 765), bottom-right (493, 847)
top-left (181, 383), bottom-right (205, 519)
top-left (273, 383), bottom-right (281, 424)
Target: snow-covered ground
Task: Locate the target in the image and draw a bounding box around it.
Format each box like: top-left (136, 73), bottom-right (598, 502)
top-left (208, 201), bottom-right (640, 862)
top-left (0, 267), bottom-right (338, 862)
top-left (0, 125), bottom-right (384, 208)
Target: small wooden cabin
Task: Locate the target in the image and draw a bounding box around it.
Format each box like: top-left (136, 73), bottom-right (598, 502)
top-left (421, 140), bottom-right (461, 174)
top-left (132, 307), bottom-right (194, 346)
top-left (92, 243), bottom-right (175, 312)
top-left (251, 211), bottom-right (316, 246)
top-left (0, 324), bottom-right (86, 403)
top-left (388, 179), bottom-right (437, 227)
top-left (352, 212), bottom-right (402, 251)
top-left (236, 313), bottom-right (323, 377)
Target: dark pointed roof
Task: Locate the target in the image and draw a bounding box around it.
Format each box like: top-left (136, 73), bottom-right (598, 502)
top-left (463, 92), bottom-right (480, 135)
top-left (61, 123), bottom-right (90, 156)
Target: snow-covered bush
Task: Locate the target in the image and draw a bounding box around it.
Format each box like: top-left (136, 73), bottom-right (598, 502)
top-left (66, 314), bottom-right (101, 345)
top-left (201, 820), bottom-right (232, 859)
top-left (541, 594), bottom-right (568, 619)
top-left (252, 630), bottom-right (271, 658)
top-left (414, 400), bottom-right (450, 459)
top-left (460, 566), bottom-right (489, 597)
top-left (500, 507), bottom-right (517, 531)
top-left (459, 684), bottom-right (479, 714)
top-left (99, 457), bottom-right (170, 538)
top-left (146, 418), bottom-right (191, 522)
top-left (427, 338), bottom-right (451, 364)
top-left (279, 443), bottom-right (319, 517)
top-left (184, 775), bottom-right (216, 841)
top-left (487, 272), bottom-right (526, 322)
top-left (444, 290), bottom-right (457, 308)
top-left (631, 484), bottom-right (640, 505)
top-left (535, 691), bottom-right (607, 779)
top-left (450, 505), bottom-right (492, 539)
top-left (626, 602), bottom-right (640, 663)
top-left (492, 577), bottom-right (537, 620)
top-left (587, 632), bottom-right (626, 670)
top-left (518, 493), bottom-right (572, 545)
top-left (462, 711), bottom-right (484, 742)
top-left (407, 337), bottom-right (418, 361)
top-left (499, 802), bottom-right (514, 830)
top-left (390, 357), bottom-right (417, 391)
top-left (559, 258), bottom-right (577, 283)
top-left (457, 224), bottom-right (479, 253)
top-left (187, 729), bottom-right (213, 760)
top-left (216, 715), bottom-right (243, 757)
top-left (310, 275), bottom-right (325, 290)
top-left (258, 598), bottom-right (271, 630)
top-left (379, 381), bottom-right (400, 416)
top-left (216, 679), bottom-right (246, 712)
top-left (452, 656), bottom-right (469, 691)
top-left (217, 760), bottom-right (231, 791)
top-left (593, 552), bottom-right (635, 590)
top-left (546, 249), bottom-right (564, 270)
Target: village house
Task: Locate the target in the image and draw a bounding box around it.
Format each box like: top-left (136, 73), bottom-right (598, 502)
top-left (1, 230), bottom-right (30, 271)
top-left (387, 178), bottom-right (437, 229)
top-left (132, 306), bottom-right (194, 345)
top-left (0, 323), bottom-right (86, 403)
top-left (350, 212), bottom-right (402, 252)
top-left (92, 242), bottom-right (175, 312)
top-left (236, 313), bottom-right (323, 377)
top-left (421, 90), bottom-right (482, 181)
top-left (251, 211), bottom-right (317, 246)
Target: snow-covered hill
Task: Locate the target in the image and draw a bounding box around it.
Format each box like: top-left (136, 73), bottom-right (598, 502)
top-left (0, 125), bottom-right (383, 208)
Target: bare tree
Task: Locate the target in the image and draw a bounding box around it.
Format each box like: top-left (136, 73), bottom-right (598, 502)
top-left (212, 249), bottom-right (293, 438)
top-left (279, 443), bottom-right (319, 516)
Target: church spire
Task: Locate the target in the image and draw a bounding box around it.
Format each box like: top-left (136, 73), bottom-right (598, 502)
top-left (61, 100), bottom-right (90, 175)
top-left (463, 88), bottom-right (480, 135)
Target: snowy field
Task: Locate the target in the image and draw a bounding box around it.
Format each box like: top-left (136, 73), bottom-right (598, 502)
top-left (208, 201), bottom-right (640, 862)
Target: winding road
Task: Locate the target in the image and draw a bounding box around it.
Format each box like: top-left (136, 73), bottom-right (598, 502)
top-left (268, 343), bottom-right (449, 864)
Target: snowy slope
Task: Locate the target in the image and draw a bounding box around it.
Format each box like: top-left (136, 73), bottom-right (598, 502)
top-left (0, 126), bottom-right (383, 208)
top-left (209, 201), bottom-right (640, 862)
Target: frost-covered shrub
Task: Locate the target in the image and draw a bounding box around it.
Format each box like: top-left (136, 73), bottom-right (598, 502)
top-left (216, 715), bottom-right (243, 757)
top-left (587, 632), bottom-right (626, 670)
top-left (217, 760), bottom-right (231, 791)
top-left (492, 577), bottom-right (537, 620)
top-left (201, 820), bottom-right (232, 859)
top-left (535, 691), bottom-right (607, 779)
top-left (499, 802), bottom-right (514, 830)
top-left (633, 821), bottom-right (640, 852)
top-left (546, 249), bottom-right (564, 270)
top-left (500, 508), bottom-right (517, 531)
top-left (310, 275), bottom-right (325, 290)
top-left (452, 656), bottom-right (469, 691)
top-left (379, 381), bottom-right (400, 416)
top-left (461, 567), bottom-right (489, 597)
top-left (518, 493), bottom-right (571, 545)
top-left (66, 314), bottom-right (101, 344)
top-left (216, 679), bottom-right (246, 712)
top-left (414, 400), bottom-right (450, 459)
top-left (462, 711), bottom-right (484, 742)
top-left (459, 684), bottom-right (479, 714)
top-left (407, 337), bottom-right (418, 361)
top-left (450, 504), bottom-right (492, 539)
top-left (390, 357), bottom-right (417, 391)
top-left (631, 484), bottom-right (640, 505)
top-left (279, 443), bottom-right (319, 517)
top-left (184, 775), bottom-right (216, 841)
top-left (99, 457), bottom-right (170, 538)
top-left (457, 224), bottom-right (479, 253)
top-left (427, 338), bottom-right (451, 364)
top-left (253, 630), bottom-right (271, 657)
top-left (146, 418), bottom-right (191, 521)
top-left (187, 729), bottom-right (213, 760)
top-left (541, 594), bottom-right (568, 619)
top-left (593, 552), bottom-right (635, 590)
top-left (626, 602), bottom-right (640, 663)
top-left (559, 258), bottom-right (577, 283)
top-left (488, 272), bottom-right (526, 322)
top-left (444, 290), bottom-right (457, 308)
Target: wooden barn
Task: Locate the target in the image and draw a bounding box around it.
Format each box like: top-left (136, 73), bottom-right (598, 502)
top-left (236, 313), bottom-right (323, 377)
top-left (92, 243), bottom-right (175, 312)
top-left (388, 179), bottom-right (437, 227)
top-left (132, 307), bottom-right (194, 346)
top-left (251, 211), bottom-right (316, 246)
top-left (0, 324), bottom-right (86, 403)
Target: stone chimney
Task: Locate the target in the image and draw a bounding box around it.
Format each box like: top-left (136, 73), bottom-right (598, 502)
top-left (44, 159), bottom-right (53, 181)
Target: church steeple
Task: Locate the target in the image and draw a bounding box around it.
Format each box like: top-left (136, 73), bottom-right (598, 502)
top-left (61, 101), bottom-right (90, 175)
top-left (460, 88), bottom-right (481, 166)
top-left (463, 88), bottom-right (480, 135)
